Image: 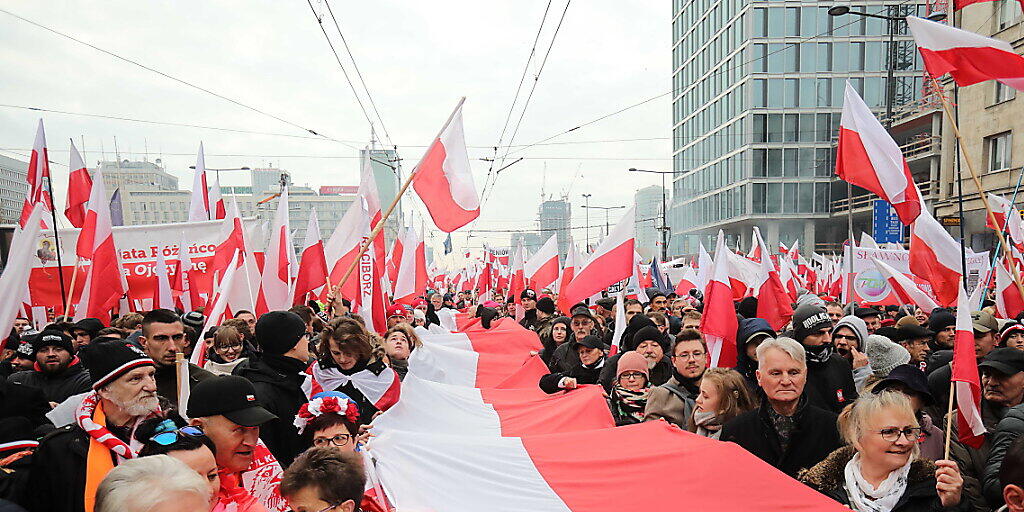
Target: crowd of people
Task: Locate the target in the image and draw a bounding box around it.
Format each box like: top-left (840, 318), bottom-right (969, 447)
top-left (3, 286), bottom-right (1024, 511)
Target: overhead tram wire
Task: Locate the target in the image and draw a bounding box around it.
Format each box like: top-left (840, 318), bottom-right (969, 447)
top-left (0, 7), bottom-right (363, 151)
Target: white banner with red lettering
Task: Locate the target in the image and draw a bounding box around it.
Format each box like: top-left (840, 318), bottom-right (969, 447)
top-left (844, 246), bottom-right (988, 305)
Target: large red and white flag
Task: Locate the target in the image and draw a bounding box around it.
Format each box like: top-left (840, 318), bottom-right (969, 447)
top-left (988, 194), bottom-right (1024, 250)
top-left (386, 226), bottom-right (405, 288)
top-left (393, 225), bottom-right (427, 305)
top-left (556, 243), bottom-right (581, 294)
top-left (872, 258), bottom-right (941, 313)
top-left (74, 167), bottom-right (125, 324)
top-left (20, 119), bottom-right (53, 228)
top-left (152, 247), bottom-right (174, 310)
top-left (412, 99), bottom-right (480, 232)
top-left (837, 82), bottom-right (922, 224)
top-left (525, 234), bottom-right (559, 291)
top-left (558, 207), bottom-right (635, 312)
top-left (674, 266), bottom-right (699, 296)
top-left (700, 232), bottom-right (739, 368)
top-left (258, 187), bottom-right (293, 313)
top-left (324, 196), bottom-right (371, 303)
top-left (192, 250), bottom-right (241, 367)
top-left (409, 320), bottom-right (543, 387)
top-left (909, 208), bottom-right (963, 307)
top-left (908, 15), bottom-right (1024, 91)
top-left (752, 227), bottom-right (793, 331)
top-left (0, 207), bottom-right (45, 348)
top-left (64, 140), bottom-right (92, 229)
top-left (996, 259), bottom-right (1024, 319)
top-left (953, 284), bottom-right (986, 448)
top-left (293, 209), bottom-right (328, 305)
top-left (188, 143), bottom-right (212, 221)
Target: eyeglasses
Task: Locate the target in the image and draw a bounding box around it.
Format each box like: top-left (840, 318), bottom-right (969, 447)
top-left (672, 352), bottom-right (706, 360)
top-left (150, 422), bottom-right (205, 446)
top-left (312, 433), bottom-right (353, 448)
top-left (620, 372), bottom-right (645, 380)
top-left (877, 427), bottom-right (924, 443)
top-left (216, 342), bottom-right (243, 351)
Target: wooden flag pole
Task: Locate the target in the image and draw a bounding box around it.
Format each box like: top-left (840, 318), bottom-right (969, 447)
top-left (943, 379), bottom-right (955, 460)
top-left (175, 351), bottom-right (184, 402)
top-left (330, 97), bottom-right (467, 295)
top-left (929, 76), bottom-right (1024, 301)
top-left (61, 257), bottom-right (82, 319)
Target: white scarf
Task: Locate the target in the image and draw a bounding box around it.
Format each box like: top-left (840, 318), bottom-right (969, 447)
top-left (844, 453), bottom-right (913, 512)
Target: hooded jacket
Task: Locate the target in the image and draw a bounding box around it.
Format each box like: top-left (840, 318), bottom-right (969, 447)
top-left (233, 354), bottom-right (309, 467)
top-left (7, 358), bottom-right (92, 404)
top-left (832, 315), bottom-right (873, 389)
top-left (984, 403), bottom-right (1024, 508)
top-left (735, 318), bottom-right (775, 387)
top-left (800, 446), bottom-right (969, 512)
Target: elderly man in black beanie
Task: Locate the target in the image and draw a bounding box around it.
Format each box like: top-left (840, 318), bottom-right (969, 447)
top-left (8, 329), bottom-right (92, 404)
top-left (790, 304), bottom-right (858, 414)
top-left (232, 310), bottom-right (311, 467)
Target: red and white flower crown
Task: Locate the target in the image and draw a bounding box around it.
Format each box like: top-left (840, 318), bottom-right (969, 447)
top-left (294, 395), bottom-right (360, 434)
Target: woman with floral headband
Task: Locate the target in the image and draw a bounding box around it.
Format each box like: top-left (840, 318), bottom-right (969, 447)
top-left (294, 391), bottom-right (361, 454)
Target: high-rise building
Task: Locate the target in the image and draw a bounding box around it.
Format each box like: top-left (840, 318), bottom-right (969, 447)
top-left (361, 148), bottom-right (402, 246)
top-left (634, 185), bottom-right (666, 260)
top-left (0, 155), bottom-right (29, 224)
top-left (538, 199), bottom-right (571, 260)
top-left (251, 168), bottom-right (290, 196)
top-left (669, 0), bottom-right (930, 255)
top-left (99, 159), bottom-right (191, 225)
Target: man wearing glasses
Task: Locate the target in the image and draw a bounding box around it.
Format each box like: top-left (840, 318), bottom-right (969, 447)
top-left (643, 329), bottom-right (707, 428)
top-left (138, 308), bottom-right (213, 408)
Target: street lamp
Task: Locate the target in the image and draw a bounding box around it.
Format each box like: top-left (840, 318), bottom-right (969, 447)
top-left (827, 6), bottom-right (947, 126)
top-left (189, 165), bottom-right (251, 184)
top-left (628, 168), bottom-right (673, 261)
top-left (581, 204), bottom-right (626, 237)
top-left (582, 193), bottom-right (592, 249)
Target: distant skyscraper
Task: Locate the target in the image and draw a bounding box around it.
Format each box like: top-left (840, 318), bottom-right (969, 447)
top-left (634, 185), bottom-right (665, 260)
top-left (538, 199), bottom-right (571, 260)
top-left (360, 148), bottom-right (401, 246)
top-left (0, 155), bottom-right (29, 224)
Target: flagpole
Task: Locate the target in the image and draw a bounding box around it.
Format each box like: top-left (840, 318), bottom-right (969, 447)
top-left (933, 75), bottom-right (1024, 299)
top-left (943, 379), bottom-right (955, 460)
top-left (44, 173), bottom-right (68, 315)
top-left (331, 97), bottom-right (467, 293)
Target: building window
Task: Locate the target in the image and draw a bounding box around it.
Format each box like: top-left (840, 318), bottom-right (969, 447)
top-left (995, 81), bottom-right (1016, 104)
top-left (987, 131), bottom-right (1012, 172)
top-left (998, 0), bottom-right (1020, 30)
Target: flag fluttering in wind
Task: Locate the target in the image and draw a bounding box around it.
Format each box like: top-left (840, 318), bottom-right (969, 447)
top-left (525, 234), bottom-right (559, 291)
top-left (412, 99), bottom-right (480, 232)
top-left (909, 209), bottom-right (963, 307)
top-left (700, 232), bottom-right (739, 368)
top-left (20, 119), bottom-right (53, 228)
top-left (293, 209), bottom-right (328, 305)
top-left (74, 167), bottom-right (124, 324)
top-left (558, 207), bottom-right (635, 312)
top-left (953, 284), bottom-right (986, 448)
top-left (65, 140), bottom-right (92, 228)
top-left (752, 227), bottom-right (793, 331)
top-left (257, 187), bottom-right (294, 314)
top-left (0, 206), bottom-right (45, 349)
top-left (872, 258), bottom-right (941, 314)
top-left (907, 15), bottom-right (1024, 91)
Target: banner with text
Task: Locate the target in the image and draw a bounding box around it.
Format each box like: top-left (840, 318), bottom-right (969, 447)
top-left (843, 246), bottom-right (988, 306)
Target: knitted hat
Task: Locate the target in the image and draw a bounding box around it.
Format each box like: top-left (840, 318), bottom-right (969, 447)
top-left (793, 304), bottom-right (832, 343)
top-left (73, 318), bottom-right (104, 337)
top-left (865, 335), bottom-right (911, 377)
top-left (536, 297), bottom-right (556, 315)
top-left (616, 351), bottom-right (649, 380)
top-left (181, 311), bottom-right (205, 332)
top-left (795, 292), bottom-right (825, 309)
top-left (14, 340), bottom-right (34, 360)
top-left (32, 329), bottom-right (74, 355)
top-left (629, 325), bottom-right (669, 354)
top-left (736, 296), bottom-right (759, 320)
top-left (255, 311), bottom-right (307, 355)
top-left (927, 309), bottom-right (956, 333)
top-left (81, 340), bottom-right (155, 390)
top-left (521, 288), bottom-right (537, 300)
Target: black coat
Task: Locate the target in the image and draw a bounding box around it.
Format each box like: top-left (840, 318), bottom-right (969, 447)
top-left (20, 425), bottom-right (90, 512)
top-left (719, 396), bottom-right (843, 478)
top-left (7, 361), bottom-right (92, 405)
top-left (0, 380), bottom-right (50, 429)
top-left (983, 402), bottom-right (1024, 508)
top-left (233, 355), bottom-right (309, 468)
top-left (803, 353), bottom-right (858, 414)
top-left (539, 358), bottom-right (606, 394)
top-left (801, 446), bottom-right (969, 512)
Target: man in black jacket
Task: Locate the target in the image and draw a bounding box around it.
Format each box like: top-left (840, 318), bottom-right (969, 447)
top-left (8, 329), bottom-right (91, 404)
top-left (720, 337), bottom-right (842, 478)
top-left (233, 310), bottom-right (311, 467)
top-left (539, 335), bottom-right (607, 394)
top-left (791, 304), bottom-right (858, 414)
top-left (138, 309), bottom-right (213, 409)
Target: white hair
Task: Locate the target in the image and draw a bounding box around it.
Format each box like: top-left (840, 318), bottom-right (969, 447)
top-left (96, 455), bottom-right (211, 512)
top-left (756, 336), bottom-right (806, 369)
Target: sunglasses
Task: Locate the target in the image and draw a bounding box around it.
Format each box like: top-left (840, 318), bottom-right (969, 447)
top-left (150, 421), bottom-right (205, 446)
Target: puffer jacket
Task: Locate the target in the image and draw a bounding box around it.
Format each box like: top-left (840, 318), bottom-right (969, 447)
top-left (982, 403), bottom-right (1024, 508)
top-left (539, 357), bottom-right (606, 394)
top-left (800, 445), bottom-right (969, 511)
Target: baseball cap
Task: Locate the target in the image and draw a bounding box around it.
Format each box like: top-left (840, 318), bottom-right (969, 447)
top-left (186, 375), bottom-right (277, 427)
top-left (972, 311), bottom-right (998, 334)
top-left (873, 364), bottom-right (935, 406)
top-left (854, 306), bottom-right (881, 319)
top-left (573, 334), bottom-right (605, 350)
top-left (570, 304), bottom-right (595, 321)
top-left (979, 347), bottom-right (1024, 376)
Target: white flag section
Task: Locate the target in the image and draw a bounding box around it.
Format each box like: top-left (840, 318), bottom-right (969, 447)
top-left (259, 187), bottom-right (292, 311)
top-left (153, 247), bottom-right (174, 310)
top-left (365, 316), bottom-right (848, 512)
top-left (0, 207), bottom-right (45, 343)
top-left (188, 142), bottom-right (210, 221)
top-left (524, 233), bottom-right (560, 290)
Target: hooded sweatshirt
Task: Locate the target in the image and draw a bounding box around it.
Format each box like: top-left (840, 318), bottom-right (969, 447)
top-left (831, 315), bottom-right (872, 389)
top-left (735, 318), bottom-right (776, 387)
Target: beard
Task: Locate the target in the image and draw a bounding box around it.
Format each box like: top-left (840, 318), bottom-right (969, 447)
top-left (107, 391), bottom-right (160, 417)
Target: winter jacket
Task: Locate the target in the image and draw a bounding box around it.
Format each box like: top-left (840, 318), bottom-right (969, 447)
top-left (233, 355), bottom-right (309, 467)
top-left (719, 395), bottom-right (843, 478)
top-left (204, 357), bottom-right (248, 376)
top-left (642, 375), bottom-right (697, 429)
top-left (20, 424), bottom-right (91, 512)
top-left (735, 318), bottom-right (775, 389)
top-left (154, 362), bottom-right (214, 409)
top-left (598, 354), bottom-right (672, 392)
top-left (803, 352), bottom-right (858, 414)
top-left (800, 445), bottom-right (969, 512)
top-left (7, 360), bottom-right (91, 404)
top-left (0, 444), bottom-right (32, 503)
top-left (0, 380), bottom-right (50, 430)
top-left (947, 400), bottom-right (1005, 512)
top-left (519, 308), bottom-right (538, 330)
top-left (538, 317), bottom-right (570, 367)
top-left (548, 337), bottom-right (582, 373)
top-left (539, 358), bottom-right (605, 394)
top-left (983, 403), bottom-right (1024, 508)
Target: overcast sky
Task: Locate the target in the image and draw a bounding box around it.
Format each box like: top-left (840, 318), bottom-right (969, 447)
top-left (0, 0), bottom-right (670, 260)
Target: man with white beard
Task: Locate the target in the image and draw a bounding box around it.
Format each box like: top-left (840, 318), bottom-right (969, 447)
top-left (23, 340), bottom-right (159, 512)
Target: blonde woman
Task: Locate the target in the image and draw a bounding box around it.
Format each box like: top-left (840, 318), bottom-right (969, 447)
top-left (688, 367), bottom-right (757, 439)
top-left (801, 391), bottom-right (964, 511)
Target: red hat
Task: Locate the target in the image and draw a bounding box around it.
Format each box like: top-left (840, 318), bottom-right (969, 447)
top-left (386, 304), bottom-right (406, 318)
top-left (413, 298), bottom-right (428, 308)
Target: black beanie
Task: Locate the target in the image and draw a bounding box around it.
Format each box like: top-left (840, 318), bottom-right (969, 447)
top-left (73, 318), bottom-right (104, 337)
top-left (32, 329), bottom-right (75, 356)
top-left (182, 311), bottom-right (205, 332)
top-left (255, 311), bottom-right (307, 355)
top-left (628, 325), bottom-right (670, 354)
top-left (793, 304), bottom-right (832, 343)
top-left (536, 297), bottom-right (556, 315)
top-left (82, 340), bottom-right (155, 390)
top-left (736, 296), bottom-right (759, 320)
top-left (928, 309), bottom-right (956, 333)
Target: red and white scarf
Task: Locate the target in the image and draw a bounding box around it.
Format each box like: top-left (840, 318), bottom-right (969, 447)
top-left (75, 391), bottom-right (144, 461)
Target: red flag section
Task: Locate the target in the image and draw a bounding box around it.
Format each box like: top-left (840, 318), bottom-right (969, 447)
top-left (20, 120), bottom-right (53, 228)
top-left (73, 167), bottom-right (124, 324)
top-left (524, 233), bottom-right (560, 291)
top-left (996, 260), bottom-right (1024, 319)
top-left (953, 285), bottom-right (986, 449)
top-left (293, 209), bottom-right (328, 305)
top-left (908, 15), bottom-right (1024, 91)
top-left (752, 227), bottom-right (793, 331)
top-left (701, 232), bottom-right (739, 368)
top-left (558, 207), bottom-right (635, 312)
top-left (64, 140), bottom-right (92, 229)
top-left (412, 100), bottom-right (480, 232)
top-left (909, 209), bottom-right (963, 307)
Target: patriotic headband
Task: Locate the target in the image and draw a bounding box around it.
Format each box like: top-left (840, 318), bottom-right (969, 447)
top-left (294, 395), bottom-right (360, 434)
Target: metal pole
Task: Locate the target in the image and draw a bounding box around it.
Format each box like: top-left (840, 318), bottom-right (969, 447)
top-left (978, 166), bottom-right (1024, 307)
top-left (661, 172), bottom-right (668, 261)
top-left (44, 174), bottom-right (68, 315)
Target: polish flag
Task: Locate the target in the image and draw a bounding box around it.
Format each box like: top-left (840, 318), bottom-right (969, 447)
top-left (412, 99), bottom-right (480, 232)
top-left (311, 362), bottom-right (402, 412)
top-left (836, 82), bottom-right (922, 224)
top-left (293, 209), bottom-right (328, 305)
top-left (393, 226), bottom-right (427, 305)
top-left (0, 207), bottom-right (46, 347)
top-left (192, 250), bottom-right (241, 367)
top-left (752, 227), bottom-right (793, 331)
top-left (324, 196), bottom-right (371, 303)
top-left (953, 284), bottom-right (986, 448)
top-left (208, 171), bottom-right (226, 220)
top-left (373, 373), bottom-right (613, 437)
top-left (211, 199), bottom-right (247, 277)
top-left (172, 231), bottom-right (196, 312)
top-left (907, 15), bottom-right (1024, 92)
top-left (872, 258), bottom-right (941, 313)
top-left (700, 232), bottom-right (739, 368)
top-left (558, 207), bottom-right (635, 312)
top-left (525, 234), bottom-right (560, 291)
top-left (74, 167), bottom-right (124, 324)
top-left (787, 240), bottom-right (800, 260)
top-left (674, 266), bottom-right (699, 296)
top-left (188, 143), bottom-right (213, 221)
top-left (778, 241), bottom-right (788, 255)
top-left (987, 194), bottom-right (1024, 250)
top-left (386, 226), bottom-right (405, 288)
top-left (996, 259), bottom-right (1024, 319)
top-left (152, 247), bottom-right (174, 310)
top-left (257, 187), bottom-right (293, 313)
top-left (508, 243), bottom-right (527, 319)
top-left (695, 241), bottom-right (713, 291)
top-left (64, 140), bottom-right (92, 229)
top-left (370, 421), bottom-right (850, 512)
top-left (408, 322), bottom-right (542, 388)
top-left (493, 354), bottom-right (550, 389)
top-left (20, 119), bottom-right (53, 228)
top-left (609, 288), bottom-right (627, 355)
top-left (909, 209), bottom-right (963, 307)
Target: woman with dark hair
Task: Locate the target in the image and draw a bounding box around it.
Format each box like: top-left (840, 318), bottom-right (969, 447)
top-left (381, 325), bottom-right (420, 380)
top-left (204, 325), bottom-right (249, 376)
top-left (311, 318), bottom-right (401, 423)
top-left (294, 391), bottom-right (361, 453)
top-left (538, 316), bottom-right (570, 367)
